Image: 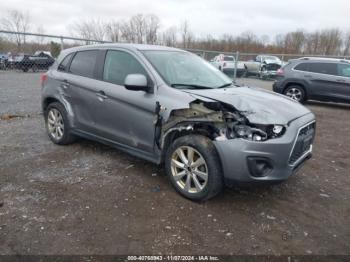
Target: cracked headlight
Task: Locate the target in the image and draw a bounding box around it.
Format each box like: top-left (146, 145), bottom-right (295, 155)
top-left (273, 125), bottom-right (284, 135)
top-left (234, 125), bottom-right (267, 141)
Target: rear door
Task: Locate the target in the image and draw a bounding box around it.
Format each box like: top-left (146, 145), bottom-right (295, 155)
top-left (336, 63), bottom-right (350, 102)
top-left (64, 50), bottom-right (102, 133)
top-left (305, 62), bottom-right (341, 100)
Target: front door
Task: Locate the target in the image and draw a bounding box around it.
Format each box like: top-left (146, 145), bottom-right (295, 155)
top-left (92, 49), bottom-right (157, 153)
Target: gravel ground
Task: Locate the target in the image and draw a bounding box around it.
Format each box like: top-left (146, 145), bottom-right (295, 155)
top-left (0, 71), bottom-right (349, 255)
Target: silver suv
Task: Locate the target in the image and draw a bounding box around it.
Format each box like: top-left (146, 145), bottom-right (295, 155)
top-left (273, 57), bottom-right (350, 103)
top-left (41, 44), bottom-right (316, 201)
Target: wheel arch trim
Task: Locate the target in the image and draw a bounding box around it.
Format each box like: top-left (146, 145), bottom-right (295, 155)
top-left (42, 95), bottom-right (75, 128)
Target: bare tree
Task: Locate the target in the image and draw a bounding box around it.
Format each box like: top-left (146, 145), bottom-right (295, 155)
top-left (0, 10), bottom-right (31, 49)
top-left (283, 30), bottom-right (306, 53)
top-left (36, 25), bottom-right (45, 45)
top-left (120, 20), bottom-right (136, 43)
top-left (162, 26), bottom-right (178, 47)
top-left (105, 20), bottom-right (121, 42)
top-left (343, 31), bottom-right (350, 56)
top-left (130, 14), bottom-right (146, 43)
top-left (180, 20), bottom-right (191, 48)
top-left (305, 31), bottom-right (320, 54)
top-left (145, 14), bottom-right (160, 44)
top-left (319, 28), bottom-right (342, 55)
top-left (71, 18), bottom-right (106, 42)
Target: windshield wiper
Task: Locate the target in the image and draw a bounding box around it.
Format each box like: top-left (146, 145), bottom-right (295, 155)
top-left (170, 83), bottom-right (213, 89)
top-left (217, 83), bottom-right (234, 89)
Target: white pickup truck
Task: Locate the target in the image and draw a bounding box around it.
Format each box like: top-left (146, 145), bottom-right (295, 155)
top-left (244, 55), bottom-right (283, 79)
top-left (210, 54), bottom-right (246, 77)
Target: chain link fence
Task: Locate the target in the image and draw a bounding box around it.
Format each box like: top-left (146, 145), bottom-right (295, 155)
top-left (1, 30), bottom-right (349, 81)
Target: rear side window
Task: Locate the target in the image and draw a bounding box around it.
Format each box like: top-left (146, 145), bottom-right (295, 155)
top-left (58, 53), bottom-right (73, 72)
top-left (338, 63), bottom-right (350, 77)
top-left (103, 50), bottom-right (148, 86)
top-left (294, 63), bottom-right (308, 71)
top-left (308, 63), bottom-right (337, 75)
top-left (69, 50), bottom-right (98, 78)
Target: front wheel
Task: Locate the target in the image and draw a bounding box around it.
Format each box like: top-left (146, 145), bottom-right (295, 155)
top-left (259, 67), bottom-right (268, 80)
top-left (165, 135), bottom-right (223, 201)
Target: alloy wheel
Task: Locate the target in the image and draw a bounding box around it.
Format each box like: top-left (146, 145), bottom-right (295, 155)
top-left (47, 108), bottom-right (64, 140)
top-left (286, 88), bottom-right (302, 101)
top-left (171, 146), bottom-right (208, 194)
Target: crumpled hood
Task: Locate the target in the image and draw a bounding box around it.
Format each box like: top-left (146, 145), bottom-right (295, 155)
top-left (182, 86), bottom-right (312, 125)
top-left (263, 59), bottom-right (282, 65)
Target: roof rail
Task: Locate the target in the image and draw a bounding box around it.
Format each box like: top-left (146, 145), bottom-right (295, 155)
top-left (298, 57), bottom-right (350, 63)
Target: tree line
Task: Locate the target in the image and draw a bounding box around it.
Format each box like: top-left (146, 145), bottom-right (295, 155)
top-left (1, 10), bottom-right (350, 57)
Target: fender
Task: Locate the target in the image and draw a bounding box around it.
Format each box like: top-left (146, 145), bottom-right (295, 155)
top-left (42, 93), bottom-right (76, 129)
top-left (282, 78), bottom-right (310, 92)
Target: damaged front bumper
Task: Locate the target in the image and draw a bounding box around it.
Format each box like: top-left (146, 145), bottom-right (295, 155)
top-left (214, 113), bottom-right (315, 185)
top-left (261, 70), bottom-right (278, 78)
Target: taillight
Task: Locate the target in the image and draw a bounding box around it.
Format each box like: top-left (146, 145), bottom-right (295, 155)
top-left (40, 73), bottom-right (48, 87)
top-left (276, 68), bottom-right (284, 76)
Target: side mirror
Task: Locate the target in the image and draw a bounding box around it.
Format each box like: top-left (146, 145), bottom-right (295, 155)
top-left (124, 74), bottom-right (149, 92)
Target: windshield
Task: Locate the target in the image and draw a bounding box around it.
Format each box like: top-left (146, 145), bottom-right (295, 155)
top-left (223, 56), bottom-right (234, 61)
top-left (142, 51), bottom-right (232, 89)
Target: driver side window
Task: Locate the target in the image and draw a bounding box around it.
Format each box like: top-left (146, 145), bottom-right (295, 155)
top-left (103, 50), bottom-right (148, 86)
top-left (338, 63), bottom-right (350, 77)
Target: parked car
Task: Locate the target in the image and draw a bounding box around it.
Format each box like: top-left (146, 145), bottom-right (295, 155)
top-left (41, 44), bottom-right (316, 201)
top-left (210, 54), bottom-right (246, 77)
top-left (15, 52), bottom-right (55, 72)
top-left (245, 55), bottom-right (282, 79)
top-left (273, 57), bottom-right (350, 103)
top-left (0, 53), bottom-right (8, 70)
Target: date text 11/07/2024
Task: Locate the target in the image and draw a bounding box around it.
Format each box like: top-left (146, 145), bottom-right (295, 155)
top-left (127, 255), bottom-right (220, 261)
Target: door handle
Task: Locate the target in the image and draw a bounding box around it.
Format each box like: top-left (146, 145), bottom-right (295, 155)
top-left (96, 90), bottom-right (108, 101)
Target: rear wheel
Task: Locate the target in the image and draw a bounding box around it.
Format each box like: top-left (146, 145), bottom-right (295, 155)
top-left (45, 102), bottom-right (76, 145)
top-left (165, 135), bottom-right (223, 201)
top-left (284, 85), bottom-right (306, 102)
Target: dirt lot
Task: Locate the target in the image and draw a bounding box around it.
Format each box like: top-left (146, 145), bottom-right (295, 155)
top-left (0, 71), bottom-right (349, 255)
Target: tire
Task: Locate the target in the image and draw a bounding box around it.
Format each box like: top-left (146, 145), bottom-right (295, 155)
top-left (45, 102), bottom-right (76, 145)
top-left (165, 135), bottom-right (223, 201)
top-left (244, 65), bottom-right (250, 77)
top-left (283, 85), bottom-right (306, 103)
top-left (259, 66), bottom-right (267, 80)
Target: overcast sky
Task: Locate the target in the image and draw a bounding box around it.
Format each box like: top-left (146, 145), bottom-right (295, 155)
top-left (1, 0), bottom-right (349, 39)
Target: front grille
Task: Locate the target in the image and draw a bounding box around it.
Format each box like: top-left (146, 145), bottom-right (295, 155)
top-left (266, 64), bottom-right (281, 71)
top-left (289, 122), bottom-right (315, 165)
